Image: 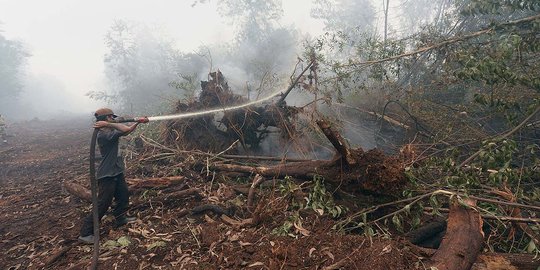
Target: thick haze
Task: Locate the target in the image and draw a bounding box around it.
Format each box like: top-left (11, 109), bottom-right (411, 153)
top-left (0, 0), bottom-right (409, 121)
top-left (0, 0), bottom-right (325, 119)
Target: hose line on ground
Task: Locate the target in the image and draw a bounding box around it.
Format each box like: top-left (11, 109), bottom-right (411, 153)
top-left (90, 128), bottom-right (99, 270)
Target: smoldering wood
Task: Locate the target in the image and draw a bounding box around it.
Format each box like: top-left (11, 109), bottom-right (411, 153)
top-left (161, 70), bottom-right (301, 153)
top-left (211, 119), bottom-right (407, 195)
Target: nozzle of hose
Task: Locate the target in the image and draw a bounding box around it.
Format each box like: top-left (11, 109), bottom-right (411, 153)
top-left (134, 116), bottom-right (149, 123)
top-left (110, 116), bottom-right (150, 123)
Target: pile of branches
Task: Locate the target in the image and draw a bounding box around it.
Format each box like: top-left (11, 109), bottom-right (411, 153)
top-left (161, 71), bottom-right (300, 153)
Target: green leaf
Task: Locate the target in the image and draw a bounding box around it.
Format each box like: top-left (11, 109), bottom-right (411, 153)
top-left (146, 240), bottom-right (167, 251)
top-left (103, 240), bottom-right (120, 249)
top-left (526, 239), bottom-right (538, 253)
top-left (117, 236), bottom-right (131, 247)
top-left (392, 214), bottom-right (403, 232)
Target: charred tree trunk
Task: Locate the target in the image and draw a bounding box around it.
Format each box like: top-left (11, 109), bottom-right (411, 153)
top-left (428, 198), bottom-right (484, 270)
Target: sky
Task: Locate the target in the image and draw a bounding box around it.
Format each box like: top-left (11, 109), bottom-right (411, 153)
top-left (0, 0), bottom-right (325, 117)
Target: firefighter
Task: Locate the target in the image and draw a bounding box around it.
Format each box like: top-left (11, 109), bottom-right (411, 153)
top-left (79, 108), bottom-right (141, 244)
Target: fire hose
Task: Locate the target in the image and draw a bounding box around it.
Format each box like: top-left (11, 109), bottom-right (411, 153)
top-left (89, 117), bottom-right (148, 270)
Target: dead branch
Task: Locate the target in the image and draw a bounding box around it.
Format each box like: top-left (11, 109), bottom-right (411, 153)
top-left (343, 14), bottom-right (540, 67)
top-left (220, 215), bottom-right (255, 228)
top-left (164, 188), bottom-right (201, 201)
top-left (63, 182), bottom-right (91, 202)
top-left (126, 176), bottom-right (184, 189)
top-left (247, 174), bottom-right (265, 210)
top-left (424, 207), bottom-right (540, 223)
top-left (489, 187), bottom-right (540, 247)
top-left (336, 103), bottom-right (411, 130)
top-left (316, 119), bottom-right (358, 165)
top-left (459, 105), bottom-right (540, 168)
top-left (278, 60), bottom-right (315, 104)
top-left (64, 177), bottom-right (187, 202)
top-left (43, 241), bottom-right (76, 268)
top-left (211, 160), bottom-right (330, 178)
top-left (220, 154), bottom-right (312, 162)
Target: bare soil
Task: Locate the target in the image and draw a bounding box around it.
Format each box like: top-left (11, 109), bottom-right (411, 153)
top-left (0, 117), bottom-right (425, 269)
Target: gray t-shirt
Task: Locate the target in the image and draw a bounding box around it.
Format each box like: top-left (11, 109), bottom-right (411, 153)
top-left (96, 128), bottom-right (126, 179)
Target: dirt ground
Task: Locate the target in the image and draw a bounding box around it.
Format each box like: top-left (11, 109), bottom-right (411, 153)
top-left (0, 117), bottom-right (426, 269)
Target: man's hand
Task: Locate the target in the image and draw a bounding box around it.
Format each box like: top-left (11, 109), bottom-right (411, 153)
top-left (93, 121), bottom-right (110, 129)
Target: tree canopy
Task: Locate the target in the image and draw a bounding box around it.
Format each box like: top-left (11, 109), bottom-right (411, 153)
top-left (0, 32), bottom-right (29, 102)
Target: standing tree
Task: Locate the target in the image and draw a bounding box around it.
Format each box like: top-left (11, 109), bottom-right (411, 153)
top-left (0, 32), bottom-right (30, 110)
top-left (311, 0), bottom-right (375, 39)
top-left (94, 20), bottom-right (183, 115)
top-left (216, 0), bottom-right (299, 96)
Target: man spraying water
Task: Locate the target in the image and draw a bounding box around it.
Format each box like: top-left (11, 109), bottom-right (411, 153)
top-left (79, 108), bottom-right (147, 244)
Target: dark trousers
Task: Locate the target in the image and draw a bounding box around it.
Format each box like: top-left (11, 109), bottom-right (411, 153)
top-left (80, 173), bottom-right (129, 236)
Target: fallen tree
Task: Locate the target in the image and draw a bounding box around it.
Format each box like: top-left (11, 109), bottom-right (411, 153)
top-left (63, 176), bottom-right (185, 202)
top-left (211, 119), bottom-right (407, 195)
top-left (428, 198), bottom-right (484, 270)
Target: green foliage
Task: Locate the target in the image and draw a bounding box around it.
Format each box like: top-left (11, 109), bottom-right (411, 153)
top-left (97, 20), bottom-right (202, 115)
top-left (103, 236), bottom-right (132, 250)
top-left (217, 0), bottom-right (282, 43)
top-left (300, 0), bottom-right (540, 254)
top-left (277, 176), bottom-right (301, 199)
top-left (271, 212), bottom-right (299, 237)
top-left (0, 34), bottom-right (30, 101)
top-left (146, 240), bottom-right (167, 251)
top-left (461, 0), bottom-right (540, 15)
top-left (169, 73), bottom-right (200, 101)
top-left (311, 0), bottom-right (375, 36)
top-left (305, 175), bottom-right (347, 218)
top-left (277, 175), bottom-right (347, 218)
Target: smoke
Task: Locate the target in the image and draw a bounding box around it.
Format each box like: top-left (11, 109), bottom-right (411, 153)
top-left (2, 73), bottom-right (97, 121)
